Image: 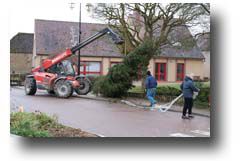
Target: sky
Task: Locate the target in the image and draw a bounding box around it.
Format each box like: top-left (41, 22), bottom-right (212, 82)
top-left (9, 0), bottom-right (208, 39)
top-left (9, 0), bottom-right (103, 39)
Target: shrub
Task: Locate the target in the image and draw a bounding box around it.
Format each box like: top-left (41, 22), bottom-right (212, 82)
top-left (86, 75), bottom-right (98, 85)
top-left (92, 76), bottom-right (106, 95)
top-left (93, 65), bottom-right (133, 97)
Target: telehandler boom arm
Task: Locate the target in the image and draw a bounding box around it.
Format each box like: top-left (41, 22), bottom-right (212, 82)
top-left (32, 27), bottom-right (123, 72)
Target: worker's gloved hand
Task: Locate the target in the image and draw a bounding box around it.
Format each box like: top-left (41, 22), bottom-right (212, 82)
top-left (193, 92), bottom-right (199, 99)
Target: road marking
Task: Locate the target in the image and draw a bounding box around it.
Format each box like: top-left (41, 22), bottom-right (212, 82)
top-left (191, 130), bottom-right (210, 136)
top-left (170, 133), bottom-right (195, 137)
top-left (96, 134), bottom-right (105, 137)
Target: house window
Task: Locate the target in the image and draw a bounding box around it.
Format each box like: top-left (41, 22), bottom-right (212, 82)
top-left (155, 63), bottom-right (167, 81)
top-left (80, 61), bottom-right (101, 76)
top-left (176, 63), bottom-right (185, 81)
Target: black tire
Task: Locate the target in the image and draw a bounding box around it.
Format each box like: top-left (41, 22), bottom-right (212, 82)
top-left (47, 90), bottom-right (55, 95)
top-left (25, 77), bottom-right (37, 95)
top-left (53, 80), bottom-right (73, 98)
top-left (75, 78), bottom-right (91, 95)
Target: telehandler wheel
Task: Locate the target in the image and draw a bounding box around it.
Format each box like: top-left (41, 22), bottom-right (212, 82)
top-left (25, 77), bottom-right (37, 95)
top-left (54, 80), bottom-right (73, 98)
top-left (75, 78), bottom-right (91, 95)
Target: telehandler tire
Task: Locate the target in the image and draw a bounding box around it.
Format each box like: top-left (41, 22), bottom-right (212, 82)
top-left (75, 77), bottom-right (91, 95)
top-left (54, 80), bottom-right (73, 98)
top-left (25, 77), bottom-right (37, 95)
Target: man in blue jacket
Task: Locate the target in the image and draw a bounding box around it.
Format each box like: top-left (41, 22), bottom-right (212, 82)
top-left (145, 71), bottom-right (158, 109)
top-left (180, 73), bottom-right (200, 119)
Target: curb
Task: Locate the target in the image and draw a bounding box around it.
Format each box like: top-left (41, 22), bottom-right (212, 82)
top-left (133, 103), bottom-right (210, 118)
top-left (76, 95), bottom-right (111, 102)
top-left (167, 109), bottom-right (210, 118)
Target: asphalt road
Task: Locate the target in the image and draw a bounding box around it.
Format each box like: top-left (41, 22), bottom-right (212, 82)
top-left (10, 87), bottom-right (210, 137)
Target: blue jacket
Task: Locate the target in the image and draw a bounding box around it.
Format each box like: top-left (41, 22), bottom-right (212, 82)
top-left (180, 76), bottom-right (200, 98)
top-left (145, 75), bottom-right (157, 89)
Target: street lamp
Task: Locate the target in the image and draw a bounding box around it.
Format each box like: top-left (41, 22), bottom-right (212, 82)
top-left (69, 2), bottom-right (81, 75)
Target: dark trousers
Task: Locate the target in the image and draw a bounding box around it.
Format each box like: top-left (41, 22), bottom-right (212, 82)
top-left (183, 98), bottom-right (193, 116)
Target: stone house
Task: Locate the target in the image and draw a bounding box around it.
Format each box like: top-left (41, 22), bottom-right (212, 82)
top-left (10, 33), bottom-right (34, 74)
top-left (31, 19), bottom-right (205, 83)
top-left (11, 20), bottom-right (205, 83)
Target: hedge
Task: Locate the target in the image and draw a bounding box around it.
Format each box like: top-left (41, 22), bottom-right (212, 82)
top-left (156, 86), bottom-right (182, 96)
top-left (128, 85), bottom-right (210, 108)
top-left (10, 74), bottom-right (26, 86)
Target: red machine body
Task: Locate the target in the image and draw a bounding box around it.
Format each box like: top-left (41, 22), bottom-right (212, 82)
top-left (33, 49), bottom-right (72, 72)
top-left (25, 27), bottom-right (123, 98)
top-left (31, 48), bottom-right (80, 92)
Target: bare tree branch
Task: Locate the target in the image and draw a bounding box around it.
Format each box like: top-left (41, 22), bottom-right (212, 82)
top-left (86, 3), bottom-right (210, 52)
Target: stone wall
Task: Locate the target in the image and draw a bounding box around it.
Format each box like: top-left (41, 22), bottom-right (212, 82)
top-left (10, 53), bottom-right (32, 74)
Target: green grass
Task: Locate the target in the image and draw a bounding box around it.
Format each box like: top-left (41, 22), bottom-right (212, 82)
top-left (128, 86), bottom-right (145, 93)
top-left (10, 111), bottom-right (99, 137)
top-left (10, 112), bottom-right (60, 137)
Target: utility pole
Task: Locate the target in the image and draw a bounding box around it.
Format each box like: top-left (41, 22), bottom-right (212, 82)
top-left (69, 2), bottom-right (81, 75)
top-left (78, 3), bottom-right (81, 75)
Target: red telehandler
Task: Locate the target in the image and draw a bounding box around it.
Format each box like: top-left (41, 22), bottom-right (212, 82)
top-left (25, 27), bottom-right (123, 98)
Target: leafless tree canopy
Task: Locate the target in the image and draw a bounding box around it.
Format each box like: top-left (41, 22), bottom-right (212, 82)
top-left (86, 3), bottom-right (210, 53)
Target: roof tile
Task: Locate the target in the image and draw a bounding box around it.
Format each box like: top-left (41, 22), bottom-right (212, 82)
top-left (35, 19), bottom-right (123, 57)
top-left (10, 33), bottom-right (33, 53)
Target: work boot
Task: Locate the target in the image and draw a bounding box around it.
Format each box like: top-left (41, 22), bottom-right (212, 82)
top-left (150, 101), bottom-right (156, 107)
top-left (182, 115), bottom-right (190, 119)
top-left (150, 104), bottom-right (155, 111)
top-left (188, 114), bottom-right (194, 119)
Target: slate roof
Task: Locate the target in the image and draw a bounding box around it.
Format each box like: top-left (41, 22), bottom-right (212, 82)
top-left (34, 19), bottom-right (123, 57)
top-left (10, 33), bottom-right (34, 54)
top-left (34, 19), bottom-right (204, 59)
top-left (196, 33), bottom-right (210, 51)
top-left (129, 15), bottom-right (204, 59)
top-left (157, 46), bottom-right (205, 59)
top-left (156, 25), bottom-right (205, 59)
